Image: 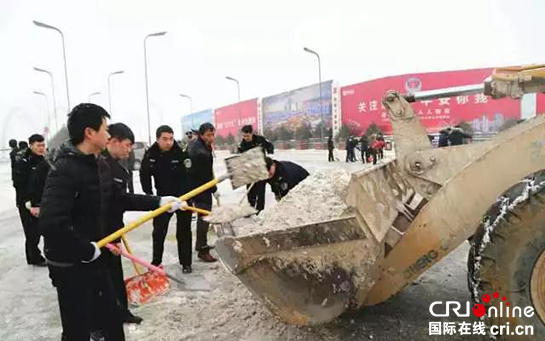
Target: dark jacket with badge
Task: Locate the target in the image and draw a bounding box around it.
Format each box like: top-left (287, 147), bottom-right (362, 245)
top-left (139, 141), bottom-right (191, 197)
top-left (267, 160), bottom-right (309, 200)
top-left (13, 148), bottom-right (45, 205)
top-left (187, 137), bottom-right (216, 205)
top-left (237, 134), bottom-right (274, 154)
top-left (103, 150), bottom-right (160, 237)
top-left (40, 143), bottom-right (112, 265)
top-left (29, 157), bottom-right (54, 207)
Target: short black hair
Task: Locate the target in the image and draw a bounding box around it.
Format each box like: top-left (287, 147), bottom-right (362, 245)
top-left (67, 103), bottom-right (111, 145)
top-left (8, 139), bottom-right (17, 148)
top-left (28, 134), bottom-right (45, 144)
top-left (108, 123), bottom-right (135, 144)
top-left (18, 141), bottom-right (28, 149)
top-left (241, 125), bottom-right (253, 134)
top-left (156, 125), bottom-right (174, 139)
top-left (198, 123), bottom-right (215, 135)
top-left (265, 157), bottom-right (275, 170)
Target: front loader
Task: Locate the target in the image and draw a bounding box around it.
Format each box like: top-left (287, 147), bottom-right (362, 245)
top-left (215, 64), bottom-right (545, 340)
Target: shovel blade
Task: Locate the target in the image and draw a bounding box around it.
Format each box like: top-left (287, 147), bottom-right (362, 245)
top-left (125, 271), bottom-right (170, 306)
top-left (224, 147), bottom-right (269, 189)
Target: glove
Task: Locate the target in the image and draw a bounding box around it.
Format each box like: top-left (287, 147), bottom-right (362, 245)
top-left (160, 196), bottom-right (186, 213)
top-left (82, 242), bottom-right (101, 263)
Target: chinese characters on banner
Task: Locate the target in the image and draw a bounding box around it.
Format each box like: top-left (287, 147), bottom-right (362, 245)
top-left (214, 99), bottom-right (259, 138)
top-left (429, 322), bottom-right (486, 336)
top-left (341, 68), bottom-right (527, 135)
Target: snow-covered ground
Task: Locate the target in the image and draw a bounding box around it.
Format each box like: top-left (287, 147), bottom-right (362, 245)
top-left (0, 149), bottom-right (476, 341)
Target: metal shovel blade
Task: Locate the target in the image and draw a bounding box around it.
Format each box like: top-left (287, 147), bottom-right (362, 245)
top-left (224, 147), bottom-right (269, 189)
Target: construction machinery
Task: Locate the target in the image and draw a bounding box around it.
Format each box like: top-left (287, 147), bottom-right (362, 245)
top-left (215, 65), bottom-right (545, 339)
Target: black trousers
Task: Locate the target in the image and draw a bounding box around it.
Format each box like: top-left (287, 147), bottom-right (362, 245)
top-left (345, 150), bottom-right (351, 162)
top-left (152, 209), bottom-right (193, 266)
top-left (328, 149), bottom-right (334, 162)
top-left (247, 180), bottom-right (266, 212)
top-left (50, 263), bottom-right (125, 341)
top-left (379, 148), bottom-right (384, 160)
top-left (194, 200), bottom-right (212, 251)
top-left (107, 254), bottom-right (129, 314)
top-left (17, 203), bottom-right (44, 264)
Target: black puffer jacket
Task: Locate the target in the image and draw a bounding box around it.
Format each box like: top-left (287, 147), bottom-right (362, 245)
top-left (187, 137), bottom-right (216, 205)
top-left (237, 134), bottom-right (274, 154)
top-left (10, 147), bottom-right (19, 185)
top-left (140, 141), bottom-right (191, 197)
top-left (29, 157), bottom-right (54, 207)
top-left (267, 160), bottom-right (309, 200)
top-left (40, 143), bottom-right (112, 265)
top-left (103, 150), bottom-right (160, 237)
top-left (13, 148), bottom-right (45, 205)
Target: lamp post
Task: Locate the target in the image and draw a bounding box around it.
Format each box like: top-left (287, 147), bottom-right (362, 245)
top-left (179, 93), bottom-right (193, 130)
top-left (33, 20), bottom-right (71, 111)
top-left (303, 47), bottom-right (324, 141)
top-left (33, 91), bottom-right (51, 143)
top-left (108, 70), bottom-right (124, 115)
top-left (144, 31), bottom-right (167, 145)
top-left (88, 91), bottom-right (101, 103)
top-left (226, 76), bottom-right (242, 124)
top-left (33, 67), bottom-right (58, 133)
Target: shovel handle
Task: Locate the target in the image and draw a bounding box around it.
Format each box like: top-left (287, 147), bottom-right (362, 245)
top-left (121, 235), bottom-right (141, 275)
top-left (184, 206), bottom-right (211, 215)
top-left (106, 243), bottom-right (166, 276)
top-left (97, 177), bottom-right (224, 248)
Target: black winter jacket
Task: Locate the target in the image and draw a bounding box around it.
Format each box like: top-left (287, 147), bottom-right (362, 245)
top-left (187, 137), bottom-right (216, 204)
top-left (40, 143), bottom-right (112, 265)
top-left (267, 161), bottom-right (309, 200)
top-left (237, 134), bottom-right (274, 154)
top-left (10, 147), bottom-right (19, 185)
top-left (103, 150), bottom-right (160, 237)
top-left (139, 142), bottom-right (191, 197)
top-left (13, 148), bottom-right (45, 205)
top-left (29, 157), bottom-right (54, 207)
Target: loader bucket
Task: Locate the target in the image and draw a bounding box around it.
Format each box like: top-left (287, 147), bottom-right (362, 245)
top-left (215, 161), bottom-right (422, 325)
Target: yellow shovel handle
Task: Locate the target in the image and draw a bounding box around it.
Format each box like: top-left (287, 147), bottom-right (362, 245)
top-left (98, 177), bottom-right (221, 248)
top-left (183, 206), bottom-right (211, 216)
top-left (121, 235), bottom-right (141, 275)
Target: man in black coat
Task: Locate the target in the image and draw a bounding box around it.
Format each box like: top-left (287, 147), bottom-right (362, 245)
top-left (13, 134), bottom-right (47, 266)
top-left (360, 135), bottom-right (368, 164)
top-left (264, 157), bottom-right (309, 201)
top-left (237, 124), bottom-right (274, 214)
top-left (448, 126), bottom-right (472, 146)
top-left (40, 104), bottom-right (124, 340)
top-left (327, 135), bottom-right (335, 162)
top-left (140, 125), bottom-right (194, 272)
top-left (187, 123), bottom-right (218, 262)
top-left (102, 123), bottom-right (182, 326)
top-left (9, 138), bottom-right (19, 186)
top-left (438, 128), bottom-right (451, 147)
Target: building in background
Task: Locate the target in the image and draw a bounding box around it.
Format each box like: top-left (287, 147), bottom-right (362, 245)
top-left (214, 99), bottom-right (258, 138)
top-left (181, 109), bottom-right (214, 133)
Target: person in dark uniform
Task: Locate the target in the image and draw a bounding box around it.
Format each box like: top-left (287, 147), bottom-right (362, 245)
top-left (9, 139), bottom-right (19, 186)
top-left (187, 123), bottom-right (218, 262)
top-left (101, 123), bottom-right (182, 327)
top-left (140, 125), bottom-right (194, 272)
top-left (18, 141), bottom-right (28, 150)
top-left (237, 125), bottom-right (274, 214)
top-left (327, 135), bottom-right (335, 162)
top-left (345, 136), bottom-right (352, 163)
top-left (40, 103), bottom-right (124, 341)
top-left (360, 135), bottom-right (368, 164)
top-left (448, 125), bottom-right (472, 146)
top-left (438, 127), bottom-right (451, 147)
top-left (264, 157), bottom-right (309, 201)
top-left (13, 134), bottom-right (47, 266)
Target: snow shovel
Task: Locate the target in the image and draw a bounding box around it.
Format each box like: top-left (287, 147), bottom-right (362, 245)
top-left (97, 147), bottom-right (269, 248)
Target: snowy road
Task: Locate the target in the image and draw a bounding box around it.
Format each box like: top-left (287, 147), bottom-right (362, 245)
top-left (0, 150), bottom-right (480, 341)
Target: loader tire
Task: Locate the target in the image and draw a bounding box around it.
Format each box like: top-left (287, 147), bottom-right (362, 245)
top-left (468, 172), bottom-right (545, 340)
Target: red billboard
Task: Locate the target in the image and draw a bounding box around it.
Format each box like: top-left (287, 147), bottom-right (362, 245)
top-left (214, 99), bottom-right (258, 138)
top-left (538, 94), bottom-right (545, 115)
top-left (341, 68), bottom-right (523, 135)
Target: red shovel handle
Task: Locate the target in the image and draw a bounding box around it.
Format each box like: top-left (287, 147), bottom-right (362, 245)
top-left (105, 243), bottom-right (166, 276)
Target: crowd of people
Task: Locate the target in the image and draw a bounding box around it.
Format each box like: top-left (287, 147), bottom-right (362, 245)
top-left (327, 133), bottom-right (386, 165)
top-left (9, 105), bottom-right (310, 341)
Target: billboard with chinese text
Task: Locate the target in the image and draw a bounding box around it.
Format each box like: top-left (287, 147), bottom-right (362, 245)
top-left (214, 99), bottom-right (258, 138)
top-left (341, 68), bottom-right (523, 135)
top-left (538, 94), bottom-right (545, 115)
top-left (262, 81), bottom-right (333, 135)
top-left (181, 109), bottom-right (214, 132)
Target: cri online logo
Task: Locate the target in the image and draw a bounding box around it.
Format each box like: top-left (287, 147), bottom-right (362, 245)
top-left (430, 293), bottom-right (535, 318)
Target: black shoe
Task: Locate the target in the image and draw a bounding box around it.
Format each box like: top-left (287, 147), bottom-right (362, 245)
top-left (123, 311), bottom-right (143, 324)
top-left (182, 265), bottom-right (192, 274)
top-left (90, 330), bottom-right (105, 341)
top-left (151, 260), bottom-right (161, 267)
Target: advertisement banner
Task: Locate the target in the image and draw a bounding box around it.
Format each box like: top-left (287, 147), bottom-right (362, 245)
top-left (214, 99), bottom-right (258, 138)
top-left (538, 94), bottom-right (545, 115)
top-left (262, 81), bottom-right (333, 134)
top-left (341, 68), bottom-right (523, 135)
top-left (181, 109), bottom-right (214, 133)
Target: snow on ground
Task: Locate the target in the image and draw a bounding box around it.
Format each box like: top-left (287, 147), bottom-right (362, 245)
top-left (0, 149), bottom-right (477, 341)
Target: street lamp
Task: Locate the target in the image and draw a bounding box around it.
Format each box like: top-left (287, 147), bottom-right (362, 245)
top-left (144, 31), bottom-right (167, 145)
top-left (33, 91), bottom-right (51, 143)
top-left (88, 91), bottom-right (101, 103)
top-left (179, 93), bottom-right (193, 130)
top-left (226, 76), bottom-right (242, 124)
top-left (108, 70), bottom-right (124, 115)
top-left (303, 47), bottom-right (324, 141)
top-left (33, 20), bottom-right (71, 111)
top-left (33, 67), bottom-right (58, 133)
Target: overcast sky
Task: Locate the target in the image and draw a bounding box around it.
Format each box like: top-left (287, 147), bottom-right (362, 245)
top-left (1, 0), bottom-right (543, 143)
